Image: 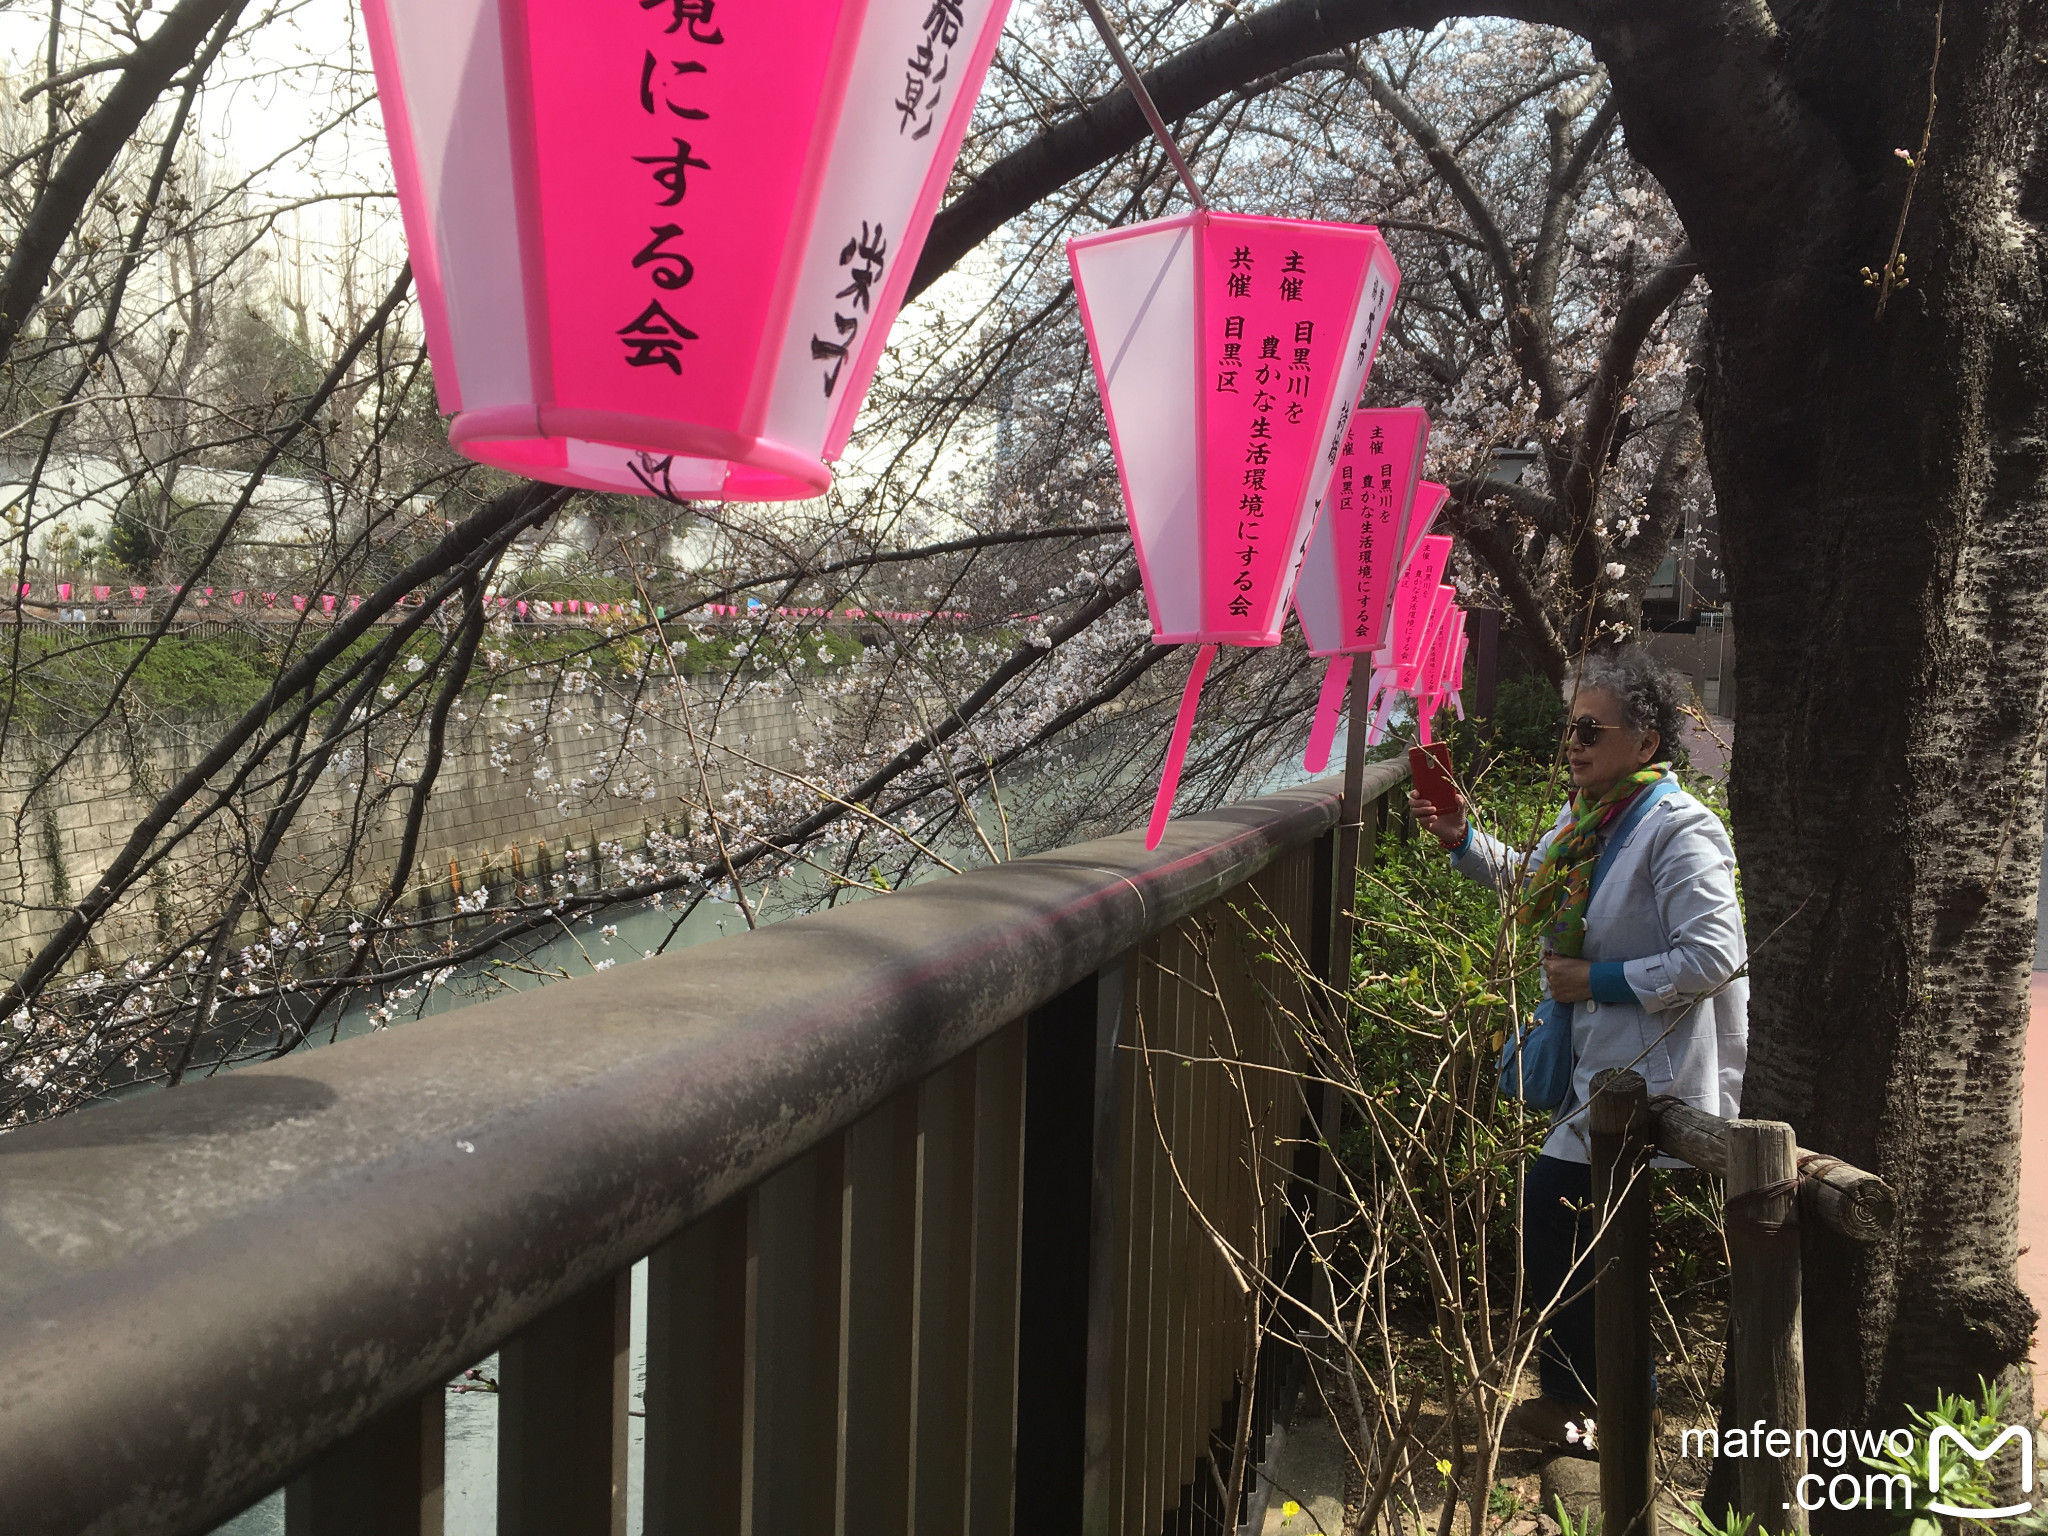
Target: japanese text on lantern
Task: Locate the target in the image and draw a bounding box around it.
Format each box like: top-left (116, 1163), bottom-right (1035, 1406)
top-left (1214, 246), bottom-right (1313, 620)
top-left (1352, 421), bottom-right (1384, 640)
top-left (812, 221), bottom-right (888, 397)
top-left (617, 0), bottom-right (724, 375)
top-left (897, 0), bottom-right (963, 140)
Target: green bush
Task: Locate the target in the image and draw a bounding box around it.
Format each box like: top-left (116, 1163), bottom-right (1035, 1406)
top-left (1485, 672), bottom-right (1567, 764)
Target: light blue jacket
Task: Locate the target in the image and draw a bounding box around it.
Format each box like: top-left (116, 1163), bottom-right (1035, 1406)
top-left (1452, 773), bottom-right (1749, 1163)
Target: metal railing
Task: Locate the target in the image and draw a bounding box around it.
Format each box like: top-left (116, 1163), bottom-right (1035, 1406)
top-left (0, 757), bottom-right (1413, 1536)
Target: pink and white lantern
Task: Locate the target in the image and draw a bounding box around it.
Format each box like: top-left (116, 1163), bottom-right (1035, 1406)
top-left (1293, 405), bottom-right (1429, 772)
top-left (1068, 210), bottom-right (1400, 846)
top-left (364, 0), bottom-right (1010, 502)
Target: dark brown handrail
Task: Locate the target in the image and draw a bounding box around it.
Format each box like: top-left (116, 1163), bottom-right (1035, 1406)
top-left (0, 761), bottom-right (1409, 1534)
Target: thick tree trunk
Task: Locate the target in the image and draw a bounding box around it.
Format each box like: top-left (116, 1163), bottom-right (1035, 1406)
top-left (1633, 0), bottom-right (2048, 1466)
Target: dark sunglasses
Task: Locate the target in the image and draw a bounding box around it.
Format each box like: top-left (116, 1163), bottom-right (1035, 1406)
top-left (1567, 716), bottom-right (1627, 747)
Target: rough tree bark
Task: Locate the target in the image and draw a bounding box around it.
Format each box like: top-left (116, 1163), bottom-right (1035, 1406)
top-left (1600, 0), bottom-right (2048, 1454)
top-left (915, 0), bottom-right (2048, 1490)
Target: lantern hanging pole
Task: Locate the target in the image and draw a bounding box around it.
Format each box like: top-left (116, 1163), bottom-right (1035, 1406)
top-left (1074, 0), bottom-right (1208, 210)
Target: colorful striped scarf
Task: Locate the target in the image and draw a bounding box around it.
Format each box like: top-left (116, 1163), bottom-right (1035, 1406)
top-left (1515, 767), bottom-right (1667, 957)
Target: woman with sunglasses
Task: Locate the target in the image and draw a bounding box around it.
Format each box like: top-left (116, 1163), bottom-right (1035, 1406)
top-left (1408, 644), bottom-right (1748, 1449)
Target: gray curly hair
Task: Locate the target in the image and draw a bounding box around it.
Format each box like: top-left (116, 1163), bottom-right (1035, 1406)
top-left (1560, 645), bottom-right (1684, 763)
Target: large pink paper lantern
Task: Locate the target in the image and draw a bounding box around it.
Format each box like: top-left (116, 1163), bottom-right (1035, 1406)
top-left (363, 0), bottom-right (1010, 502)
top-left (1068, 210), bottom-right (1400, 845)
top-left (1293, 406), bottom-right (1428, 772)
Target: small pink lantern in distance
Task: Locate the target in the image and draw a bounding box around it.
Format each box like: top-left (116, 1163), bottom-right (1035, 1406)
top-left (1068, 210), bottom-right (1401, 847)
top-left (1363, 533), bottom-right (1452, 745)
top-left (1293, 405), bottom-right (1428, 773)
top-left (1414, 605), bottom-right (1469, 740)
top-left (363, 0), bottom-right (1010, 503)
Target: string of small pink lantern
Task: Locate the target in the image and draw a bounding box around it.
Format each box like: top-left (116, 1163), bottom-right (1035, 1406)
top-left (9, 585), bottom-right (981, 625)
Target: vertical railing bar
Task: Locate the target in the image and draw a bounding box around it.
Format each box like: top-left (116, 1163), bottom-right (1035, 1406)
top-left (644, 1198), bottom-right (747, 1536)
top-left (1117, 941), bottom-right (1156, 1536)
top-left (1161, 920), bottom-right (1196, 1529)
top-left (964, 1022), bottom-right (1028, 1536)
top-left (838, 1091), bottom-right (918, 1535)
top-left (283, 1388), bottom-right (444, 1536)
top-left (1142, 932), bottom-right (1176, 1534)
top-left (1592, 1070), bottom-right (1656, 1536)
top-left (910, 1058), bottom-right (977, 1533)
top-left (1082, 959), bottom-right (1129, 1535)
top-left (1727, 1119), bottom-right (1807, 1532)
top-left (497, 1269), bottom-right (631, 1536)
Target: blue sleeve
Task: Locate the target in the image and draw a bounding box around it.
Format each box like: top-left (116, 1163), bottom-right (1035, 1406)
top-left (1589, 961), bottom-right (1639, 1005)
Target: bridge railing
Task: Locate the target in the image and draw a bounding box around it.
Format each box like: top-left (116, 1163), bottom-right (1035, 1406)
top-left (0, 757), bottom-right (1412, 1536)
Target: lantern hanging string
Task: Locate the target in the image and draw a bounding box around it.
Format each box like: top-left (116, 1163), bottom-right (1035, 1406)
top-left (1073, 0), bottom-right (1208, 210)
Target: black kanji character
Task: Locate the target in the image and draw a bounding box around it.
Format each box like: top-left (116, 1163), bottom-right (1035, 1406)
top-left (1230, 246), bottom-right (1253, 269)
top-left (641, 0), bottom-right (723, 43)
top-left (632, 224), bottom-right (695, 289)
top-left (634, 138), bottom-right (710, 205)
top-left (618, 299), bottom-right (698, 372)
top-left (629, 453), bottom-right (691, 503)
top-left (1282, 250), bottom-right (1305, 273)
top-left (641, 54), bottom-right (709, 118)
top-left (835, 222), bottom-right (887, 312)
top-left (1259, 335), bottom-right (1280, 359)
top-left (1223, 316), bottom-right (1245, 339)
top-left (1226, 272), bottom-right (1251, 299)
top-left (812, 312), bottom-right (859, 396)
top-left (1293, 320), bottom-right (1314, 344)
top-left (922, 0), bottom-right (963, 46)
top-left (1279, 276), bottom-right (1304, 302)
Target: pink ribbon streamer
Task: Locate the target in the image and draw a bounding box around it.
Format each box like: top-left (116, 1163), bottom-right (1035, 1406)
top-left (1364, 668), bottom-right (1398, 746)
top-left (1302, 654), bottom-right (1354, 774)
top-left (1146, 643), bottom-right (1217, 850)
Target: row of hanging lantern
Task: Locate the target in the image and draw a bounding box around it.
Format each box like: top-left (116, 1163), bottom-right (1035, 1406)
top-left (1068, 220), bottom-right (1473, 846)
top-left (363, 0), bottom-right (1471, 852)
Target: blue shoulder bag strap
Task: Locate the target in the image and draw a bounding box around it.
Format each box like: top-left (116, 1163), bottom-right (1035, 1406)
top-left (1590, 774), bottom-right (1679, 899)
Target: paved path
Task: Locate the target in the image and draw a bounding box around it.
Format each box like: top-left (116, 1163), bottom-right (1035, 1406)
top-left (2023, 974), bottom-right (2048, 1351)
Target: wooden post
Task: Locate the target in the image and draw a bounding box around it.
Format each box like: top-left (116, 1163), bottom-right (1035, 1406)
top-left (1591, 1069), bottom-right (1655, 1536)
top-left (1725, 1120), bottom-right (1807, 1533)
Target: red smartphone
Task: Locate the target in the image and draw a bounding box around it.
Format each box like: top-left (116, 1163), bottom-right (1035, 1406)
top-left (1408, 743), bottom-right (1459, 813)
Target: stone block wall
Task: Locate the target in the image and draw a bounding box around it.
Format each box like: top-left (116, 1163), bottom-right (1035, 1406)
top-left (0, 669), bottom-right (819, 970)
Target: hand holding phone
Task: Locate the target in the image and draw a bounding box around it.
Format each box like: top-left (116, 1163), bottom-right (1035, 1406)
top-left (1408, 742), bottom-right (1459, 811)
top-left (1407, 743), bottom-right (1467, 849)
